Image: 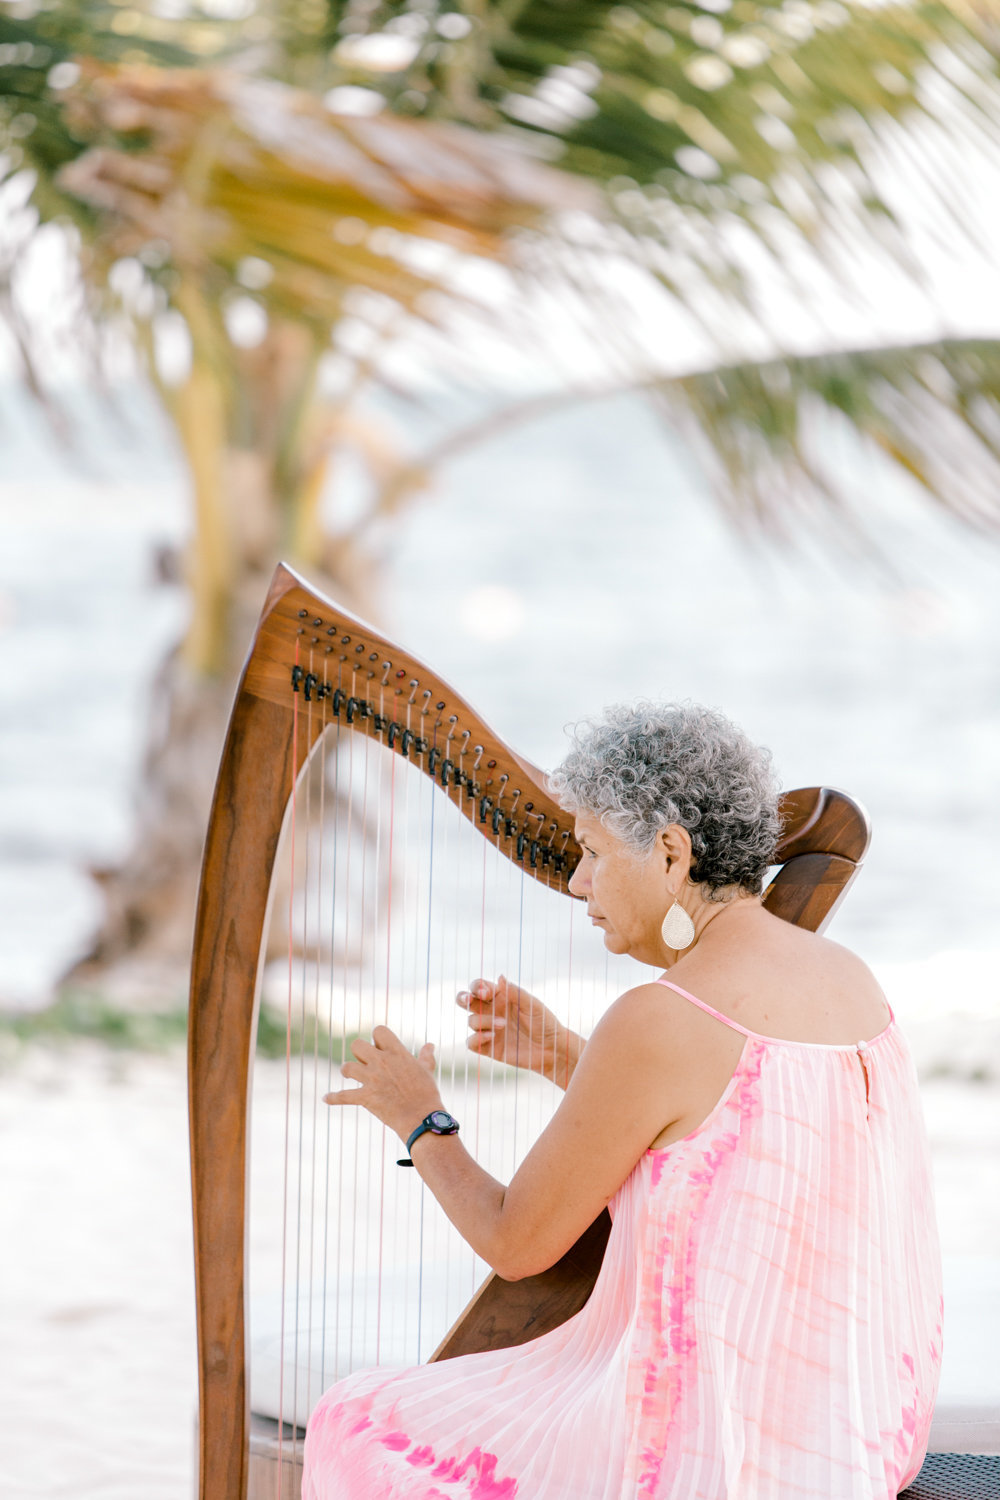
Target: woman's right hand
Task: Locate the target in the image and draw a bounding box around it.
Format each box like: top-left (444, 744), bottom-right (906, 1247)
top-left (456, 976), bottom-right (583, 1089)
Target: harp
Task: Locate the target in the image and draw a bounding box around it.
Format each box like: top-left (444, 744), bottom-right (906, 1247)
top-left (188, 563), bottom-right (872, 1500)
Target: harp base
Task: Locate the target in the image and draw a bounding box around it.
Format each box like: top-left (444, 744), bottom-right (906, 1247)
top-left (248, 1413), bottom-right (305, 1500)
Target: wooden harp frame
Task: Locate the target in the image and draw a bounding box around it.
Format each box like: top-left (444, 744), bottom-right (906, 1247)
top-left (188, 563), bottom-right (871, 1500)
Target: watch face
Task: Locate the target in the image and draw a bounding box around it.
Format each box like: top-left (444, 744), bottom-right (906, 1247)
top-left (429, 1111), bottom-right (458, 1133)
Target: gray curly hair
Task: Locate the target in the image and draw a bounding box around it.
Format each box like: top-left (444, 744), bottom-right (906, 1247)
top-left (548, 702), bottom-right (782, 899)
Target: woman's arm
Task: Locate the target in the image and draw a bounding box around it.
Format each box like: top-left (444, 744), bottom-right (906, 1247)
top-left (457, 975), bottom-right (587, 1090)
top-left (324, 982), bottom-right (686, 1281)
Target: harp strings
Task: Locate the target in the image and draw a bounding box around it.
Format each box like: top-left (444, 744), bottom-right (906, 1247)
top-left (294, 662), bottom-right (316, 1467)
top-left (276, 637), bottom-right (300, 1486)
top-left (442, 713), bottom-right (462, 1307)
top-left (319, 659), bottom-right (341, 1402)
top-left (373, 675), bottom-right (387, 1365)
top-left (262, 645), bottom-right (626, 1490)
top-left (415, 692), bottom-right (434, 1358)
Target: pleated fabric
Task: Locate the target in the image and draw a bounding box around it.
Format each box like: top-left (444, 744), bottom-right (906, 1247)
top-left (302, 980), bottom-right (942, 1500)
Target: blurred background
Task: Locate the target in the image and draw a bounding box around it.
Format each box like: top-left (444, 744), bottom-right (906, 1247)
top-left (1, 2), bottom-right (999, 1495)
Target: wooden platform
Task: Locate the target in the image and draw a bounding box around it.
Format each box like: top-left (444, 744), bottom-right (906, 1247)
top-left (901, 1452), bottom-right (1000, 1498)
top-left (247, 1415), bottom-right (304, 1500)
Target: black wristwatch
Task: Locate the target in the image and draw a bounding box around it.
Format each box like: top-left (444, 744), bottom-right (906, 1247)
top-left (397, 1110), bottom-right (460, 1167)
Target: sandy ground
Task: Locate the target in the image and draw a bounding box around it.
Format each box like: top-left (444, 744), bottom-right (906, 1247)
top-left (1, 1041), bottom-right (997, 1500)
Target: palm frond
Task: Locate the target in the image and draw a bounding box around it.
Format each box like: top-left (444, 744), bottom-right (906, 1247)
top-left (51, 63), bottom-right (593, 333)
top-left (3, 2), bottom-right (1000, 568)
top-left (318, 2), bottom-right (1000, 318)
top-left (379, 338), bottom-right (1000, 550)
top-left (649, 338), bottom-right (1000, 544)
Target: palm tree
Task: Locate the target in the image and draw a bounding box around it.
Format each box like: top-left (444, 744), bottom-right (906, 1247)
top-left (1, 1), bottom-right (998, 986)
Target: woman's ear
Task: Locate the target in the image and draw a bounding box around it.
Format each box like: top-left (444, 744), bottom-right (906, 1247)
top-left (659, 823), bottom-right (693, 877)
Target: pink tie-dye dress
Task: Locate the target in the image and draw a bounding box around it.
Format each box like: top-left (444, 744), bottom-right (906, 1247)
top-left (303, 979), bottom-right (943, 1500)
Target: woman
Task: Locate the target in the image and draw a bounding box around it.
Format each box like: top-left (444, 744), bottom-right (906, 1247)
top-left (303, 702), bottom-right (942, 1500)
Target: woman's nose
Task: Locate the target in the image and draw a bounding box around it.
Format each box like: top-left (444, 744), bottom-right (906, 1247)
top-left (568, 862), bottom-right (589, 897)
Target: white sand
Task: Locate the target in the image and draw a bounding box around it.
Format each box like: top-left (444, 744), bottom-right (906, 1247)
top-left (1, 1039), bottom-right (997, 1500)
top-left (1, 1046), bottom-right (196, 1500)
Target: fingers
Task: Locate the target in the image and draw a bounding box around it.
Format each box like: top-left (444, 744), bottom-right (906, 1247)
top-left (457, 978), bottom-right (510, 1058)
top-left (418, 1042), bottom-right (436, 1073)
top-left (346, 1032), bottom-right (435, 1075)
top-left (466, 975), bottom-right (534, 1005)
top-left (351, 1027), bottom-right (407, 1063)
top-left (467, 1031), bottom-right (499, 1055)
top-left (466, 1012), bottom-right (506, 1051)
top-left (458, 979), bottom-right (521, 1021)
top-left (371, 1024), bottom-right (406, 1052)
top-left (457, 979), bottom-right (495, 1010)
top-left (466, 1011), bottom-right (505, 1035)
top-left (459, 991), bottom-right (508, 1058)
top-left (323, 1087), bottom-right (361, 1106)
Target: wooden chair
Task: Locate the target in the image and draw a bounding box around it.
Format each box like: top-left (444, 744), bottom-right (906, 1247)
top-left (189, 564), bottom-right (990, 1499)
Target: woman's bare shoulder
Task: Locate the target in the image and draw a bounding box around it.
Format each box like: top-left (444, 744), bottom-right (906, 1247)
top-left (674, 916), bottom-right (890, 1042)
top-left (778, 924), bottom-right (886, 999)
top-left (589, 978), bottom-right (715, 1053)
top-left (594, 978), bottom-right (683, 1033)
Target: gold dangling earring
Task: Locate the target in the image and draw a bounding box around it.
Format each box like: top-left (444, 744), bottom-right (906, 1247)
top-left (661, 899), bottom-right (695, 950)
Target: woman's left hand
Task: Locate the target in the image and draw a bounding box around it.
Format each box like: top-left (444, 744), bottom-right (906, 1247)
top-left (323, 1026), bottom-right (442, 1141)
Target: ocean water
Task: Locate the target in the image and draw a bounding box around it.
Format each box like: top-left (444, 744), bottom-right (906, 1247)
top-left (0, 379), bottom-right (998, 1067)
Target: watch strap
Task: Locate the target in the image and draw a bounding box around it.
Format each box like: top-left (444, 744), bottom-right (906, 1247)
top-left (397, 1111), bottom-right (459, 1167)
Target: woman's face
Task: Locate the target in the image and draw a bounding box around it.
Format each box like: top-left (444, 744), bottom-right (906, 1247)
top-left (568, 811), bottom-right (672, 965)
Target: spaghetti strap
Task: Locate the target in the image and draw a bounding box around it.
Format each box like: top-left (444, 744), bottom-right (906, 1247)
top-left (655, 976), bottom-right (758, 1038)
top-left (654, 976), bottom-right (898, 1050)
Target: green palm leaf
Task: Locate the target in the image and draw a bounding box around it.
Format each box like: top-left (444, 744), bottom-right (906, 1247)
top-left (653, 338), bottom-right (1000, 542)
top-left (312, 2), bottom-right (1000, 266)
top-left (2, 1), bottom-right (1000, 557)
top-left (360, 336), bottom-right (1000, 548)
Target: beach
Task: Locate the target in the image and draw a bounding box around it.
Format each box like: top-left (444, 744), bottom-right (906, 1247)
top-left (1, 384), bottom-right (998, 1497)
